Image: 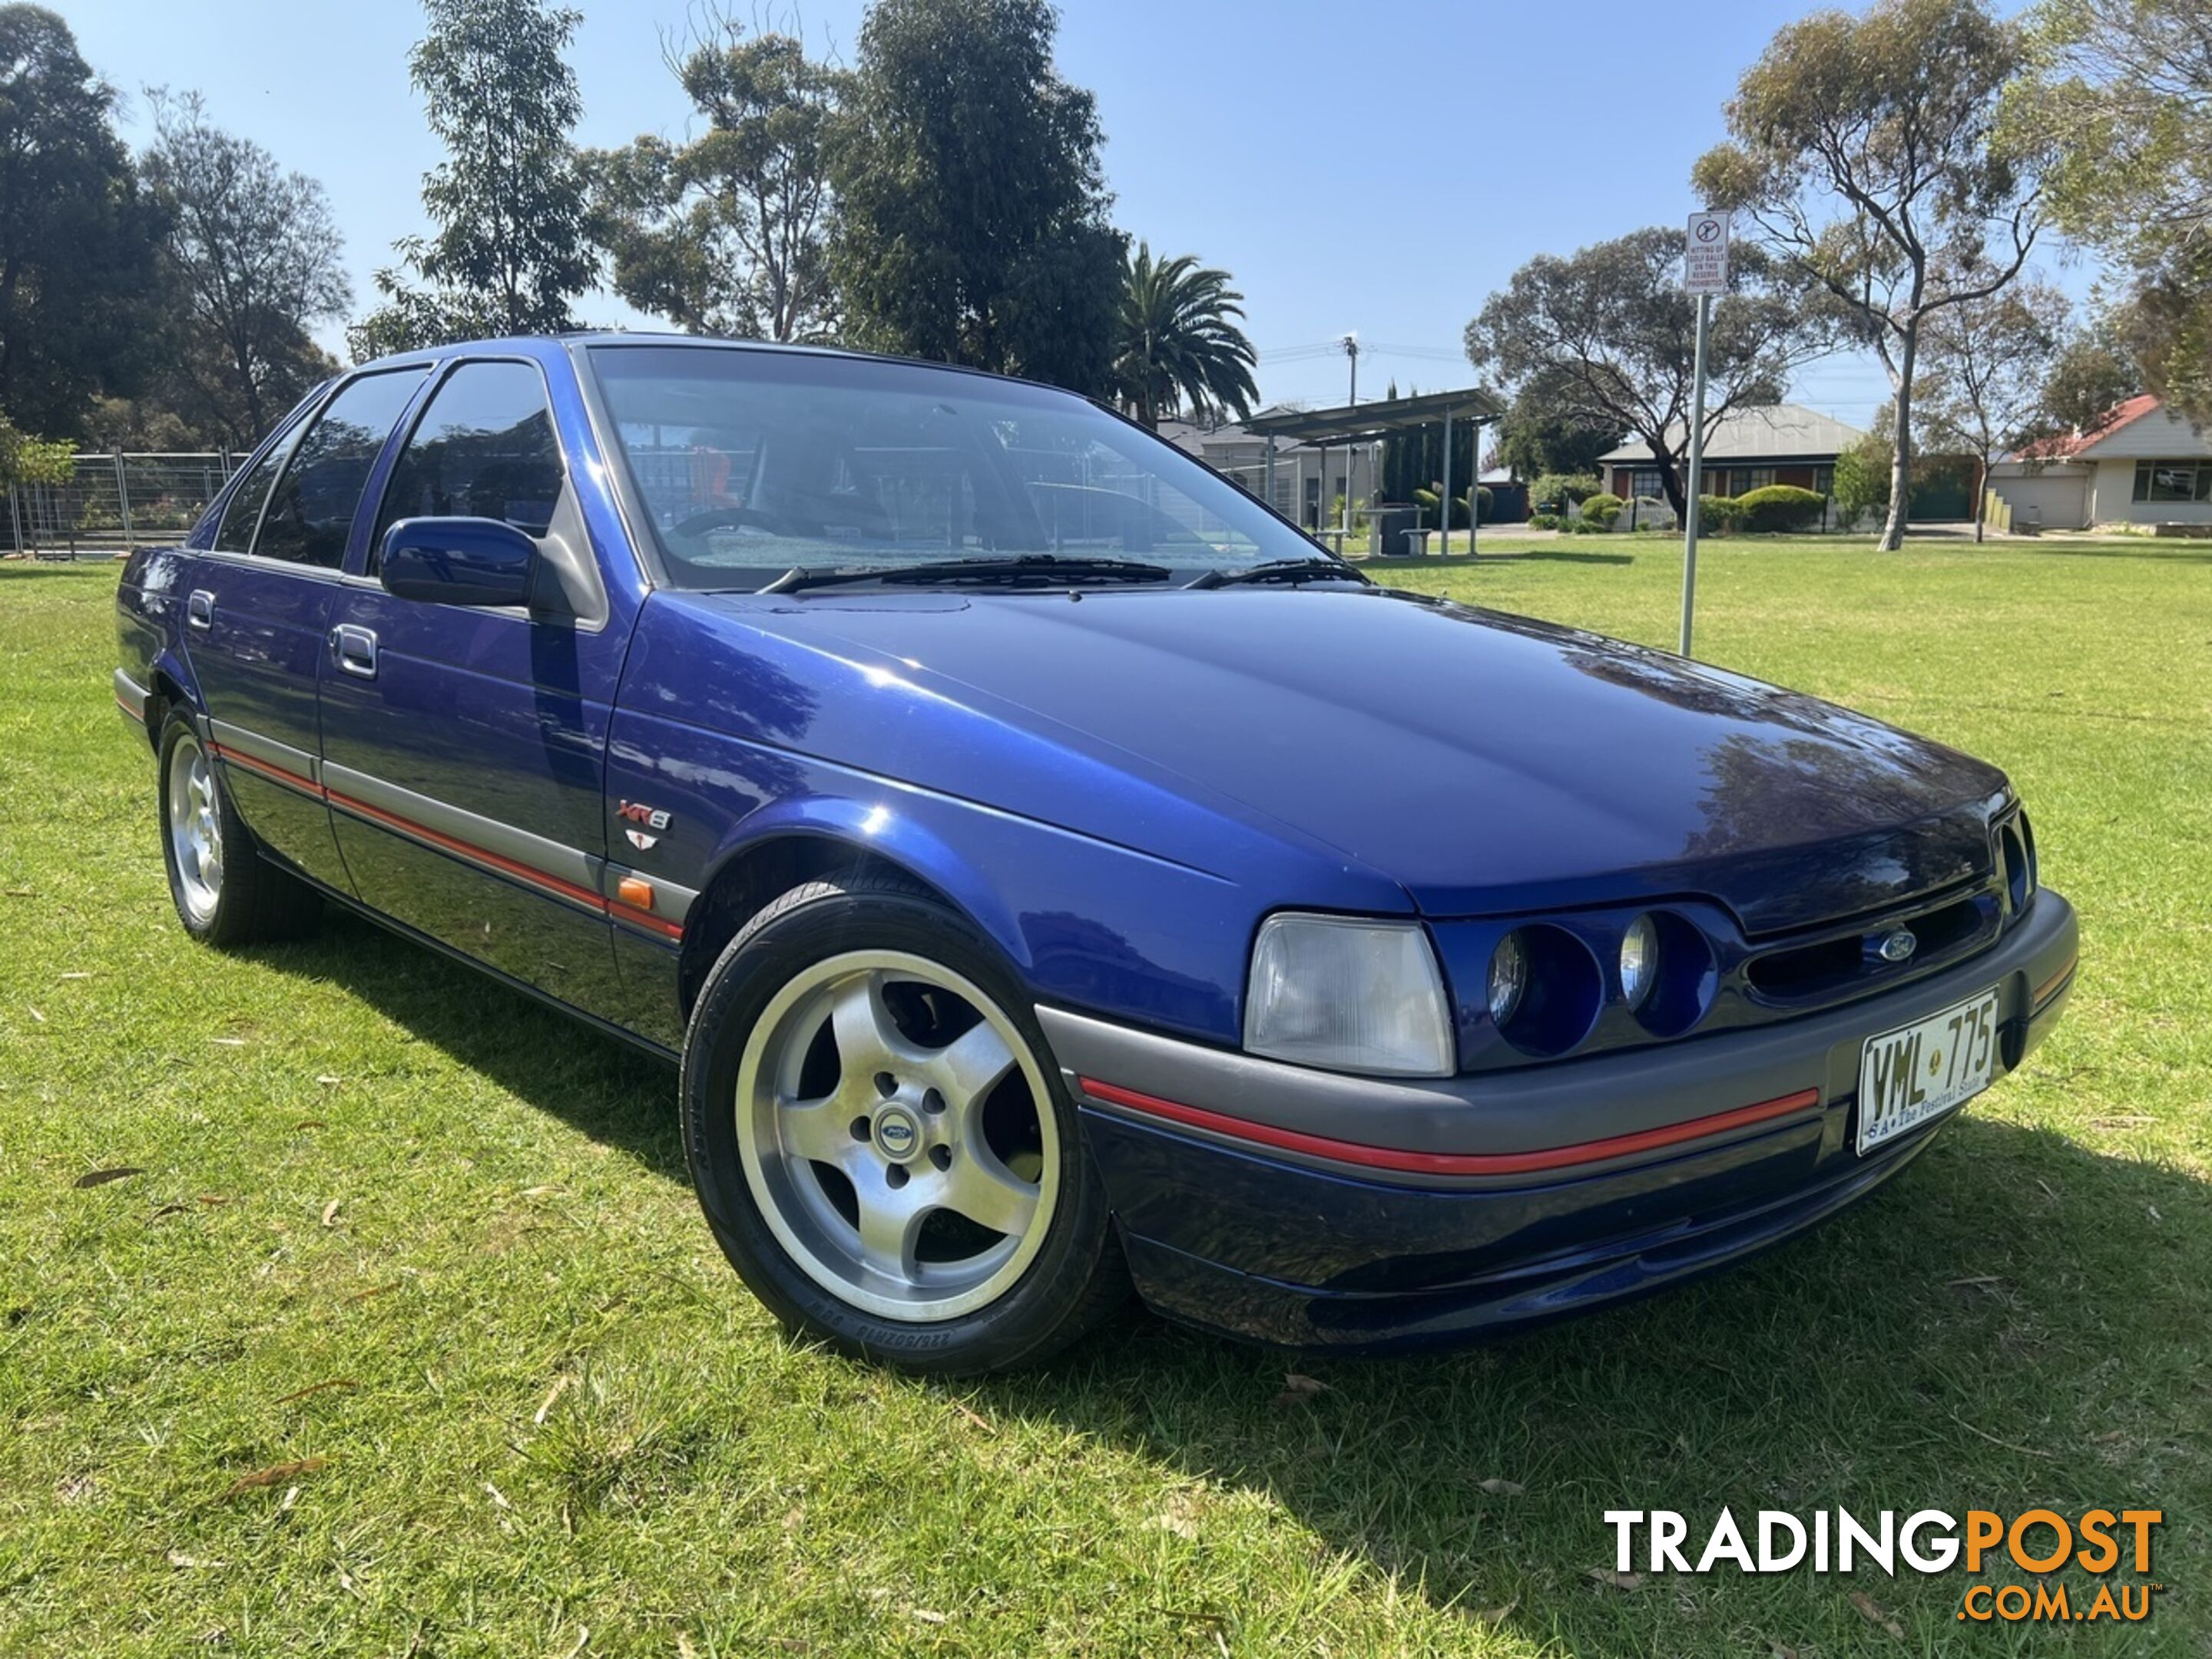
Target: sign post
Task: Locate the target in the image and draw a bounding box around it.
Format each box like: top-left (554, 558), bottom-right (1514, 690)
top-left (1679, 211), bottom-right (1729, 657)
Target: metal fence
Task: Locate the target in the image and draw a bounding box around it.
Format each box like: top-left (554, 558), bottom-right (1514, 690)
top-left (5, 452), bottom-right (240, 559)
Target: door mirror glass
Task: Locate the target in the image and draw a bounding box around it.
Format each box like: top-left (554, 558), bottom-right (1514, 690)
top-left (379, 517), bottom-right (537, 608)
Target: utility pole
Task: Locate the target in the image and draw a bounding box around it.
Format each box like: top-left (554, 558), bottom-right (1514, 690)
top-left (1340, 333), bottom-right (1359, 538)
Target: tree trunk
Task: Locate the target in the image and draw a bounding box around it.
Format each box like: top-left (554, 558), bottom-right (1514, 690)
top-left (1973, 454), bottom-right (1988, 544)
top-left (1878, 323), bottom-right (1918, 551)
top-left (1650, 442), bottom-right (1687, 517)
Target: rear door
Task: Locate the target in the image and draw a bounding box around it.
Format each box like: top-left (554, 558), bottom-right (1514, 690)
top-left (316, 357), bottom-right (636, 1021)
top-left (184, 368), bottom-right (430, 890)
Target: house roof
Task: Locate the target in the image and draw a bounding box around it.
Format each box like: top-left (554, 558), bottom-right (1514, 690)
top-left (2013, 394), bottom-right (2160, 460)
top-left (1598, 403), bottom-right (1866, 465)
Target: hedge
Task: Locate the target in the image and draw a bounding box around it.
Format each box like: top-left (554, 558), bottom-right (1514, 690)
top-left (1730, 484), bottom-right (1827, 533)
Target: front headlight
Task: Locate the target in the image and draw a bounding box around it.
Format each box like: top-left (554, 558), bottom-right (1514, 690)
top-left (1245, 913), bottom-right (1455, 1077)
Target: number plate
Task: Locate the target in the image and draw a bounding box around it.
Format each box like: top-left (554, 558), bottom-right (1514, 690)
top-left (1856, 988), bottom-right (2000, 1155)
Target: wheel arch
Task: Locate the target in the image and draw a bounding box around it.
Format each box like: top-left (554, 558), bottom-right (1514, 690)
top-left (143, 653), bottom-right (201, 753)
top-left (677, 816), bottom-right (1030, 1021)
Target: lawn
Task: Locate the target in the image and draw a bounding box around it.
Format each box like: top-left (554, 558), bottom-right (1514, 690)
top-left (2, 538), bottom-right (2207, 1657)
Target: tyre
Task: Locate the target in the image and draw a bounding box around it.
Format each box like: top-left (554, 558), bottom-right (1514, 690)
top-left (681, 870), bottom-right (1127, 1373)
top-left (156, 712), bottom-right (319, 946)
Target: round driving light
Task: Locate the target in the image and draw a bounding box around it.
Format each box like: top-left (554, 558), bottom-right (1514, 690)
top-left (1620, 913), bottom-right (1659, 1009)
top-left (1487, 932), bottom-right (1528, 1026)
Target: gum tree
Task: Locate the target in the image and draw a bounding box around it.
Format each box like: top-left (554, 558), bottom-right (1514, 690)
top-left (1464, 226), bottom-right (1835, 518)
top-left (1917, 277), bottom-right (2067, 540)
top-left (349, 0), bottom-right (592, 356)
top-left (2004, 0), bottom-right (2212, 424)
top-left (588, 16), bottom-right (848, 342)
top-left (1693, 0), bottom-right (2043, 549)
top-left (141, 90), bottom-right (350, 445)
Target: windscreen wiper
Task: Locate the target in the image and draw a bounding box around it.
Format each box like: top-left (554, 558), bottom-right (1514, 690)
top-left (760, 554), bottom-right (1174, 594)
top-left (1184, 556), bottom-right (1371, 590)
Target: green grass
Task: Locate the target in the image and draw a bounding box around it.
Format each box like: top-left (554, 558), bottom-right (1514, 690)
top-left (2, 539), bottom-right (2207, 1657)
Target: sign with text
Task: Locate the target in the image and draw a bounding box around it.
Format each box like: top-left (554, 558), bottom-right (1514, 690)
top-left (1685, 212), bottom-right (1730, 295)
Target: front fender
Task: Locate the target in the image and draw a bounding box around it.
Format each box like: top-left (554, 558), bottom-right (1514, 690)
top-left (701, 793), bottom-right (1034, 973)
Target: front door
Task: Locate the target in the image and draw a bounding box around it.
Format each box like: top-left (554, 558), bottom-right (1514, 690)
top-left (316, 357), bottom-right (633, 1021)
top-left (184, 368), bottom-right (430, 891)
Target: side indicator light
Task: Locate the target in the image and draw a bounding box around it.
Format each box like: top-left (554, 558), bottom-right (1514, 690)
top-left (617, 876), bottom-right (655, 912)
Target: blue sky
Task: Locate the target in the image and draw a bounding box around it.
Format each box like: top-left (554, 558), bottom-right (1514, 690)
top-left (64, 0), bottom-right (2078, 423)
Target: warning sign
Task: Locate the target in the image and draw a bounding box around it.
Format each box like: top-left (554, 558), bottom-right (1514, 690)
top-left (1685, 213), bottom-right (1730, 295)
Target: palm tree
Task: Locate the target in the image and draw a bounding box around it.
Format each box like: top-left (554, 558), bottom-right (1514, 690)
top-left (1114, 243), bottom-right (1260, 429)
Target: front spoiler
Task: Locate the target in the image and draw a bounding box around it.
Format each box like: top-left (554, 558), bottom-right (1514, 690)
top-left (1040, 892), bottom-right (2076, 1350)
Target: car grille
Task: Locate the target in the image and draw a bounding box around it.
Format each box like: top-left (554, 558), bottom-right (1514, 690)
top-left (1741, 883), bottom-right (2001, 1008)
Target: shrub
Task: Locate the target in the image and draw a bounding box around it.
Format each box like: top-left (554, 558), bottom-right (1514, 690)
top-left (1560, 517), bottom-right (1609, 535)
top-left (1472, 485), bottom-right (1493, 525)
top-left (1832, 436), bottom-right (1891, 528)
top-left (1527, 512), bottom-right (1564, 531)
top-left (1732, 484), bottom-right (1827, 533)
top-left (1528, 472), bottom-right (1601, 515)
top-left (1697, 495), bottom-right (1740, 533)
top-left (1580, 492), bottom-right (1624, 530)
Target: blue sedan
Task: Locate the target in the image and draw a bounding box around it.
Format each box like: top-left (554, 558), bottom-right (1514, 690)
top-left (114, 336), bottom-right (2078, 1373)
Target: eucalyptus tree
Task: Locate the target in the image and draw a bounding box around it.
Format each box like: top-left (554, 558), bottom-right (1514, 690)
top-left (2004, 0), bottom-right (2211, 424)
top-left (0, 5), bottom-right (164, 438)
top-left (1917, 277), bottom-right (2067, 541)
top-left (141, 89), bottom-right (350, 445)
top-left (826, 0), bottom-right (1124, 396)
top-left (1693, 0), bottom-right (2044, 549)
top-left (1464, 227), bottom-right (1835, 516)
top-left (349, 0), bottom-right (592, 357)
top-left (589, 17), bottom-right (848, 342)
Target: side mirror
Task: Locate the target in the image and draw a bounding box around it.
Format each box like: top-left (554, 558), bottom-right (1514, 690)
top-left (379, 516), bottom-right (537, 608)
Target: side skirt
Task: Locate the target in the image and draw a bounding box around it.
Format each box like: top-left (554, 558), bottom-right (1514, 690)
top-left (276, 856), bottom-right (681, 1068)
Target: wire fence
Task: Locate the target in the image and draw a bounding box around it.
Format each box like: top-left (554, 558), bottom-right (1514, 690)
top-left (5, 452), bottom-right (240, 559)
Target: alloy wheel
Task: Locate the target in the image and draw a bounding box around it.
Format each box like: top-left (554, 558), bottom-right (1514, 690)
top-left (166, 734), bottom-right (224, 924)
top-left (734, 949), bottom-right (1060, 1322)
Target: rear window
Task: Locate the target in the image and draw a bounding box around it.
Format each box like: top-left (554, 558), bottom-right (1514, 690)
top-left (586, 345), bottom-right (1295, 588)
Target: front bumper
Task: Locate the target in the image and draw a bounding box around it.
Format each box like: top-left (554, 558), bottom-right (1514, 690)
top-left (1039, 891), bottom-right (2078, 1351)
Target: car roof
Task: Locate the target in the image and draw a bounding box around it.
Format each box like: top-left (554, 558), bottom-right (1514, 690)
top-left (353, 331), bottom-right (1083, 400)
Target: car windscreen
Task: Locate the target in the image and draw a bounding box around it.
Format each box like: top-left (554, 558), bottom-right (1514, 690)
top-left (587, 345), bottom-right (1311, 588)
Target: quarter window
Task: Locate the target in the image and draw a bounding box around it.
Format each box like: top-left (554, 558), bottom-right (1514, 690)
top-left (370, 361), bottom-right (565, 571)
top-left (251, 369), bottom-right (429, 568)
top-left (212, 439), bottom-right (291, 554)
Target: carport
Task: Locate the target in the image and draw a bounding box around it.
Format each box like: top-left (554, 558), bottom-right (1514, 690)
top-left (1243, 386), bottom-right (1505, 556)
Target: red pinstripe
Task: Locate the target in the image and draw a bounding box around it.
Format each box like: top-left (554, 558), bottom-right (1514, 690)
top-left (1078, 1076), bottom-right (1824, 1177)
top-left (204, 740), bottom-right (683, 940)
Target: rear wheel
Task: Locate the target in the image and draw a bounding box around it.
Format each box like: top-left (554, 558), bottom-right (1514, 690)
top-left (681, 872), bottom-right (1126, 1373)
top-left (156, 713), bottom-right (319, 946)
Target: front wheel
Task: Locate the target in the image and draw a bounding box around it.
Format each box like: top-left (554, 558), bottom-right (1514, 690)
top-left (681, 873), bottom-right (1126, 1373)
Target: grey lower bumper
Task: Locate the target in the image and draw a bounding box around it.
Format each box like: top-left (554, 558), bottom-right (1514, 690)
top-left (1040, 891), bottom-right (2076, 1178)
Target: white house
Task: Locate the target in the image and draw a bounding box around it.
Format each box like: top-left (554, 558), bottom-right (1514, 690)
top-left (1989, 396), bottom-right (2212, 531)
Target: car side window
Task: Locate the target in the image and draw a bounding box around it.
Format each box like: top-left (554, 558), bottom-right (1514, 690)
top-left (369, 361), bottom-right (565, 573)
top-left (250, 369), bottom-right (429, 569)
top-left (211, 432), bottom-right (298, 554)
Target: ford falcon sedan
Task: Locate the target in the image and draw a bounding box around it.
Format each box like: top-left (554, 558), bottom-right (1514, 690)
top-left (114, 335), bottom-right (2078, 1374)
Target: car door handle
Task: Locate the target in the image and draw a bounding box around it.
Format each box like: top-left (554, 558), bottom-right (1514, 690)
top-left (330, 624), bottom-right (379, 679)
top-left (187, 589), bottom-right (214, 631)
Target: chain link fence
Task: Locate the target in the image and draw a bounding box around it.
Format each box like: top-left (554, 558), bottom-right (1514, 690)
top-left (5, 452), bottom-right (240, 559)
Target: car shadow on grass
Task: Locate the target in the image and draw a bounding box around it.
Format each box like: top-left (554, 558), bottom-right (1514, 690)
top-left (968, 1114), bottom-right (2209, 1648)
top-left (253, 908), bottom-right (683, 1177)
top-left (245, 916), bottom-right (2208, 1647)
